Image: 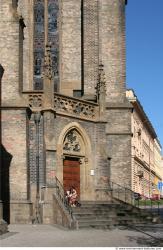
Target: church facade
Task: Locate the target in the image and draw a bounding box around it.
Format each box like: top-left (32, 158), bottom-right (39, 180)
top-left (0, 0), bottom-right (133, 225)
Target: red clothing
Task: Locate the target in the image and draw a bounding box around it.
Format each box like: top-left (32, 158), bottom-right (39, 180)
top-left (66, 188), bottom-right (77, 206)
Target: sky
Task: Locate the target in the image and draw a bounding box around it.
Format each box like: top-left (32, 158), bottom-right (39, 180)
top-left (126, 0), bottom-right (163, 147)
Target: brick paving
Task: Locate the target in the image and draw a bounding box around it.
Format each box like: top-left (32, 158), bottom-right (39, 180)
top-left (0, 224), bottom-right (163, 247)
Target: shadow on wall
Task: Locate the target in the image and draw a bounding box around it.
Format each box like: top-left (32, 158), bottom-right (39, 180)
top-left (0, 64), bottom-right (12, 223)
top-left (0, 144), bottom-right (12, 224)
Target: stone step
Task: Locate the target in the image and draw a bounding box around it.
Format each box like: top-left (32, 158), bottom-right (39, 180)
top-left (73, 208), bottom-right (117, 214)
top-left (116, 207), bottom-right (158, 218)
top-left (76, 206), bottom-right (118, 211)
top-left (71, 201), bottom-right (161, 229)
top-left (75, 213), bottom-right (148, 221)
top-left (72, 206), bottom-right (119, 213)
top-left (76, 217), bottom-right (145, 229)
top-left (79, 201), bottom-right (117, 205)
top-left (78, 223), bottom-right (117, 229)
top-left (74, 209), bottom-right (154, 218)
top-left (73, 212), bottom-right (116, 217)
top-left (77, 219), bottom-right (118, 229)
top-left (134, 223), bottom-right (163, 229)
top-left (74, 208), bottom-right (155, 219)
top-left (73, 210), bottom-right (150, 219)
top-left (80, 201), bottom-right (118, 205)
top-left (74, 215), bottom-right (117, 221)
top-left (75, 217), bottom-right (144, 225)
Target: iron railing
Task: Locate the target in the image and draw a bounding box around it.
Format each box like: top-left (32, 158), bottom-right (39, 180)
top-left (109, 181), bottom-right (162, 217)
top-left (135, 199), bottom-right (163, 218)
top-left (54, 177), bottom-right (73, 216)
top-left (109, 181), bottom-right (134, 205)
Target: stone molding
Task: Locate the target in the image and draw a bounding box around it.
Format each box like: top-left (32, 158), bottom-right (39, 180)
top-left (22, 91), bottom-right (99, 121)
top-left (29, 94), bottom-right (43, 111)
top-left (106, 102), bottom-right (133, 110)
top-left (54, 93), bottom-right (98, 121)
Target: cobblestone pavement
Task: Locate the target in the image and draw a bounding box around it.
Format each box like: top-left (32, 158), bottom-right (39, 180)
top-left (0, 224), bottom-right (163, 247)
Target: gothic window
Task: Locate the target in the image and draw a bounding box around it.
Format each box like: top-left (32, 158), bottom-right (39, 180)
top-left (33, 0), bottom-right (59, 90)
top-left (48, 0), bottom-right (59, 34)
top-left (34, 1), bottom-right (44, 34)
top-left (48, 0), bottom-right (59, 82)
top-left (34, 0), bottom-right (45, 90)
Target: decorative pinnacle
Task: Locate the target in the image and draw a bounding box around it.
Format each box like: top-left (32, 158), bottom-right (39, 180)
top-left (99, 62), bottom-right (106, 87)
top-left (96, 62), bottom-right (106, 100)
top-left (43, 44), bottom-right (53, 80)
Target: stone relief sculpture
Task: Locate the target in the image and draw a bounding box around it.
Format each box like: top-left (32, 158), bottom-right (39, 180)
top-left (63, 130), bottom-right (81, 153)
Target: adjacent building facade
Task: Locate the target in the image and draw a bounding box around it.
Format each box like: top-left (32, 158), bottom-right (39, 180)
top-left (126, 89), bottom-right (163, 199)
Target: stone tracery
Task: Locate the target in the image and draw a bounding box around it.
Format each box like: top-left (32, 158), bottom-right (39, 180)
top-left (34, 0), bottom-right (45, 90)
top-left (33, 0), bottom-right (59, 90)
top-left (54, 94), bottom-right (97, 120)
top-left (63, 130), bottom-right (82, 153)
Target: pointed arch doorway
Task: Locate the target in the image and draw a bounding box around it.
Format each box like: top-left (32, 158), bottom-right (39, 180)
top-left (57, 123), bottom-right (93, 201)
top-left (63, 156), bottom-right (80, 198)
top-left (62, 129), bottom-right (85, 200)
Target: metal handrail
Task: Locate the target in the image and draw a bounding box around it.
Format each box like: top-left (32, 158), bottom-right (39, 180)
top-left (109, 180), bottom-right (162, 217)
top-left (135, 198), bottom-right (162, 216)
top-left (109, 181), bottom-right (135, 205)
top-left (54, 177), bottom-right (73, 216)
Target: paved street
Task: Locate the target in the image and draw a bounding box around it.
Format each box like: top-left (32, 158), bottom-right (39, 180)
top-left (0, 224), bottom-right (163, 247)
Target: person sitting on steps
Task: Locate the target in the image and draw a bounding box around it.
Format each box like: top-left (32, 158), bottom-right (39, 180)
top-left (66, 186), bottom-right (77, 207)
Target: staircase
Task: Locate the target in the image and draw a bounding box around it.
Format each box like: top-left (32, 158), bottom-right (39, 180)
top-left (71, 201), bottom-right (162, 229)
top-left (53, 177), bottom-right (163, 230)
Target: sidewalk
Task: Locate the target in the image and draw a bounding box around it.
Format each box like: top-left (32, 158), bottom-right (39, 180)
top-left (0, 224), bottom-right (163, 247)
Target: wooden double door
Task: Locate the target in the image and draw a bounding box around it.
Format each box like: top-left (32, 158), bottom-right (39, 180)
top-left (63, 157), bottom-right (80, 199)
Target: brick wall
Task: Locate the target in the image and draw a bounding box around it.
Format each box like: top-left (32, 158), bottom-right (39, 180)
top-left (17, 0), bottom-right (34, 91)
top-left (60, 0), bottom-right (81, 96)
top-left (99, 0), bottom-right (126, 102)
top-left (43, 114), bottom-right (108, 191)
top-left (1, 109), bottom-right (28, 200)
top-left (83, 0), bottom-right (99, 98)
top-left (0, 0), bottom-right (22, 105)
top-left (107, 134), bottom-right (132, 187)
top-left (106, 107), bottom-right (132, 188)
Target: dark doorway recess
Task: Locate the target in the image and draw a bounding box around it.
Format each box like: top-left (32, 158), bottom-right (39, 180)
top-left (0, 144), bottom-right (12, 224)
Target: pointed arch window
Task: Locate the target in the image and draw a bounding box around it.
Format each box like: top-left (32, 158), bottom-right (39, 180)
top-left (33, 0), bottom-right (59, 90)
